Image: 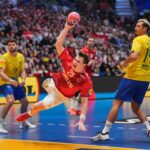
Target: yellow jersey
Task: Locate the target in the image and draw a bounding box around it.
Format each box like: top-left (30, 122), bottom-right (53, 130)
top-left (0, 52), bottom-right (25, 85)
top-left (124, 34), bottom-right (150, 82)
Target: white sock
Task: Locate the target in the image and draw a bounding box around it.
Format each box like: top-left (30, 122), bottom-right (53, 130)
top-left (143, 121), bottom-right (150, 131)
top-left (102, 120), bottom-right (112, 134)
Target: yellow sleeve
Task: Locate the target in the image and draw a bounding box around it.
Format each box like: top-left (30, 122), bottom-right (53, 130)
top-left (131, 37), bottom-right (142, 53)
top-left (0, 55), bottom-right (6, 70)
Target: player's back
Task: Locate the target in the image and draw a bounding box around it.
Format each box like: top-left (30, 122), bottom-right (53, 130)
top-left (124, 35), bottom-right (150, 82)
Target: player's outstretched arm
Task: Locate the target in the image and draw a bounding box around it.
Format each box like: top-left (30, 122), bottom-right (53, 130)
top-left (75, 97), bottom-right (88, 131)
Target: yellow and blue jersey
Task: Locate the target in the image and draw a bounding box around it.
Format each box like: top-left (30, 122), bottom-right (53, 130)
top-left (124, 35), bottom-right (150, 82)
top-left (0, 52), bottom-right (25, 85)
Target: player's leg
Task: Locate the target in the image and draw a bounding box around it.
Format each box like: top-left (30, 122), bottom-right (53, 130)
top-left (131, 101), bottom-right (150, 134)
top-left (16, 78), bottom-right (65, 122)
top-left (0, 84), bottom-right (15, 133)
top-left (68, 91), bottom-right (80, 115)
top-left (19, 97), bottom-right (37, 129)
top-left (68, 97), bottom-right (76, 115)
top-left (91, 78), bottom-right (135, 141)
top-left (91, 99), bottom-right (123, 141)
top-left (131, 81), bottom-right (150, 136)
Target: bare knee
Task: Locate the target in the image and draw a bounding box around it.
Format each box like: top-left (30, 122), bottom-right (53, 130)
top-left (112, 100), bottom-right (123, 108)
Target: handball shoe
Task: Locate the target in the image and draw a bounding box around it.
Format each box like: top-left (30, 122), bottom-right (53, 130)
top-left (16, 112), bottom-right (31, 122)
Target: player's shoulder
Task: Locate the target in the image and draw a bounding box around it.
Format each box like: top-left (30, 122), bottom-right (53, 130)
top-left (1, 52), bottom-right (9, 58)
top-left (17, 52), bottom-right (24, 57)
top-left (17, 52), bottom-right (24, 59)
top-left (134, 35), bottom-right (149, 41)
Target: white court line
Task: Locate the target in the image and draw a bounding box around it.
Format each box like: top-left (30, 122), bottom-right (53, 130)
top-left (68, 135), bottom-right (92, 139)
top-left (142, 129), bottom-right (146, 131)
top-left (48, 123), bottom-right (55, 126)
top-left (129, 128), bottom-right (137, 130)
top-left (59, 124), bottom-right (66, 126)
top-left (68, 135), bottom-right (114, 140)
top-left (93, 126), bottom-right (101, 128)
top-left (117, 127), bottom-right (125, 129)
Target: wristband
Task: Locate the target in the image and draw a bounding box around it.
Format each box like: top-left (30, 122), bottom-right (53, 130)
top-left (80, 114), bottom-right (86, 121)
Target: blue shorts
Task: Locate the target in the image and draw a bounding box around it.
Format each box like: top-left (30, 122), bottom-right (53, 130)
top-left (115, 78), bottom-right (149, 105)
top-left (0, 84), bottom-right (26, 101)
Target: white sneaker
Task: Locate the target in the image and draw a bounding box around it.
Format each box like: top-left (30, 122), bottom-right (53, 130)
top-left (0, 124), bottom-right (8, 134)
top-left (19, 121), bottom-right (37, 129)
top-left (91, 132), bottom-right (110, 141)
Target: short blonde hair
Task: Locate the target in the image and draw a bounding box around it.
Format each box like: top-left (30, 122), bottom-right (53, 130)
top-left (138, 19), bottom-right (150, 31)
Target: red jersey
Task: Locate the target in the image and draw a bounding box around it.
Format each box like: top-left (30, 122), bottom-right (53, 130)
top-left (52, 49), bottom-right (93, 98)
top-left (81, 46), bottom-right (96, 76)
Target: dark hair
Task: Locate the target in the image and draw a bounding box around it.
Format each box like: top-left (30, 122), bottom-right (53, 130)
top-left (7, 39), bottom-right (17, 45)
top-left (78, 51), bottom-right (89, 64)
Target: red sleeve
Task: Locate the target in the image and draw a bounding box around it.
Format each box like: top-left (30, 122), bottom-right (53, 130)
top-left (80, 78), bottom-right (93, 97)
top-left (60, 49), bottom-right (73, 68)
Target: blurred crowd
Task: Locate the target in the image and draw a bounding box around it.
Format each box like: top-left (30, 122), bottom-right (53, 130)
top-left (0, 0), bottom-right (137, 77)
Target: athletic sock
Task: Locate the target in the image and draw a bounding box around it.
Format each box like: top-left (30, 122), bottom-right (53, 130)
top-left (143, 121), bottom-right (150, 131)
top-left (102, 120), bottom-right (112, 134)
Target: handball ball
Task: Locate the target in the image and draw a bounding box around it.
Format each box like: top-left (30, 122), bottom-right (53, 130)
top-left (66, 12), bottom-right (80, 25)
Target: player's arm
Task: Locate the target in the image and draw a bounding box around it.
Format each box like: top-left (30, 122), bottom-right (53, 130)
top-left (119, 37), bottom-right (141, 70)
top-left (76, 96), bottom-right (88, 131)
top-left (119, 51), bottom-right (139, 70)
top-left (80, 96), bottom-right (88, 120)
top-left (20, 56), bottom-right (26, 86)
top-left (55, 24), bottom-right (75, 56)
top-left (20, 68), bottom-right (26, 86)
top-left (0, 67), bottom-right (18, 86)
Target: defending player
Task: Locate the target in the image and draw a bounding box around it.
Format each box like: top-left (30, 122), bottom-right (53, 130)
top-left (91, 19), bottom-right (150, 141)
top-left (0, 39), bottom-right (36, 133)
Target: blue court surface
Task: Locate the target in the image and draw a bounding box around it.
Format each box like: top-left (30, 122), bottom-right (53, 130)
top-left (0, 93), bottom-right (150, 150)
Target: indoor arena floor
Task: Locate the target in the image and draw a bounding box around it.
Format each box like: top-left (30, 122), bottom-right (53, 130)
top-left (0, 93), bottom-right (150, 150)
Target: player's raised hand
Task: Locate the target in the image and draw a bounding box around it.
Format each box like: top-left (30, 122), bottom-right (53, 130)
top-left (65, 12), bottom-right (80, 30)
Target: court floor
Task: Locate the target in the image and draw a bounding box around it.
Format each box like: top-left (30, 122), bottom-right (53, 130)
top-left (0, 93), bottom-right (150, 150)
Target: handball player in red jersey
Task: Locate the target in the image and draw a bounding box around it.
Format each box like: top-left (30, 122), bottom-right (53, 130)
top-left (16, 22), bottom-right (93, 131)
top-left (81, 37), bottom-right (97, 76)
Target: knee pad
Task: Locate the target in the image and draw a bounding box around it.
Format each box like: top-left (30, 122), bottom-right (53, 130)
top-left (43, 94), bottom-right (55, 109)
